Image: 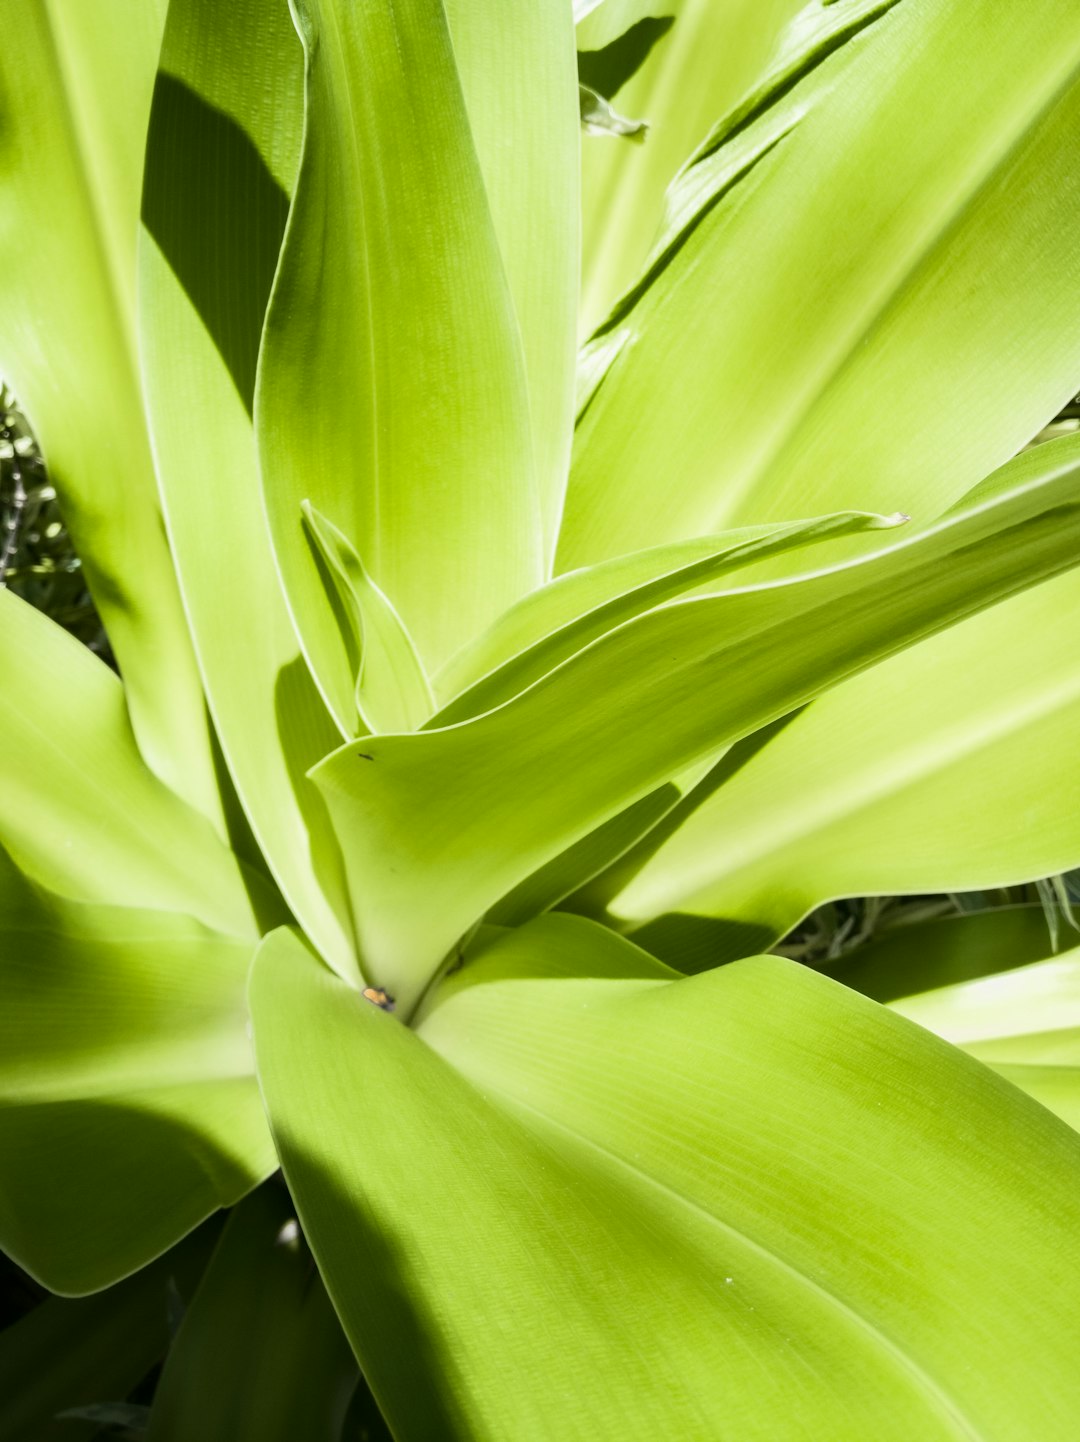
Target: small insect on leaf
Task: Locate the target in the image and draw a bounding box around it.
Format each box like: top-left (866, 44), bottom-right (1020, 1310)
top-left (362, 986), bottom-right (396, 1012)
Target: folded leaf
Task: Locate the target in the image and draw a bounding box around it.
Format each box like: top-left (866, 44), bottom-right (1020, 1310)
top-left (139, 0), bottom-right (356, 979)
top-left (146, 1186), bottom-right (359, 1442)
top-left (435, 508), bottom-right (906, 720)
top-left (0, 588), bottom-right (268, 937)
top-left (252, 919), bottom-right (1080, 1440)
top-left (313, 455), bottom-right (1080, 1010)
top-left (256, 0), bottom-right (542, 706)
top-left (0, 1224), bottom-right (218, 1442)
top-left (0, 855), bottom-right (276, 1294)
top-left (301, 504), bottom-right (432, 735)
top-left (0, 0), bottom-right (220, 819)
top-left (889, 950), bottom-right (1080, 1133)
top-left (613, 461), bottom-right (1080, 942)
top-left (561, 0), bottom-right (1080, 569)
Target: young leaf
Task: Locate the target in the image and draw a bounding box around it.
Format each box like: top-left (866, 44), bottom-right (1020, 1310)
top-left (252, 919), bottom-right (1080, 1440)
top-left (301, 504), bottom-right (433, 736)
top-left (443, 0), bottom-right (580, 563)
top-left (313, 455), bottom-right (1080, 1010)
top-left (561, 0), bottom-right (1080, 569)
top-left (255, 0), bottom-right (543, 698)
top-left (435, 508), bottom-right (907, 719)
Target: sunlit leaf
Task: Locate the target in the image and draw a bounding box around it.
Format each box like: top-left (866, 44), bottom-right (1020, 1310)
top-left (314, 457), bottom-right (1080, 1009)
top-left (0, 853), bottom-right (275, 1294)
top-left (562, 0), bottom-right (1080, 569)
top-left (252, 919), bottom-right (1080, 1441)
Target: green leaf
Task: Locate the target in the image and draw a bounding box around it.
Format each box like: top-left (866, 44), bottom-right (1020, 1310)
top-left (145, 1186), bottom-right (358, 1442)
top-left (0, 588), bottom-right (269, 937)
top-left (435, 508), bottom-right (907, 719)
top-left (0, 0), bottom-right (221, 820)
top-left (576, 0), bottom-right (803, 336)
top-left (835, 906), bottom-right (1056, 1005)
top-left (613, 451), bottom-right (1080, 943)
top-left (313, 453), bottom-right (1080, 1011)
top-left (252, 919), bottom-right (1080, 1440)
top-left (889, 950), bottom-right (1080, 1133)
top-left (301, 504), bottom-right (433, 736)
top-left (139, 0), bottom-right (356, 980)
top-left (255, 0), bottom-right (543, 707)
top-left (443, 0), bottom-right (580, 564)
top-left (0, 1224), bottom-right (218, 1442)
top-left (0, 853), bottom-right (276, 1294)
top-left (561, 0), bottom-right (1080, 570)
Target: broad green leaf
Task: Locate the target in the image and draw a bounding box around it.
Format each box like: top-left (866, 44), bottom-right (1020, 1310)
top-left (313, 456), bottom-right (1080, 1010)
top-left (255, 0), bottom-right (542, 709)
top-left (301, 504), bottom-right (433, 735)
top-left (435, 508), bottom-right (906, 719)
top-left (835, 906), bottom-right (1056, 1005)
top-left (0, 1224), bottom-right (218, 1442)
top-left (146, 1186), bottom-right (358, 1442)
top-left (443, 0), bottom-right (580, 563)
top-left (613, 549), bottom-right (1080, 944)
top-left (577, 0), bottom-right (802, 336)
top-left (0, 0), bottom-right (220, 820)
top-left (561, 0), bottom-right (1080, 570)
top-left (252, 919), bottom-right (1080, 1440)
top-left (889, 951), bottom-right (1080, 1133)
top-left (0, 854), bottom-right (276, 1294)
top-left (140, 0), bottom-right (356, 979)
top-left (0, 588), bottom-right (269, 937)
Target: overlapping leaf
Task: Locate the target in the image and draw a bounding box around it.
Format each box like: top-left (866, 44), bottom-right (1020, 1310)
top-left (0, 0), bottom-right (219, 818)
top-left (255, 0), bottom-right (546, 727)
top-left (0, 853), bottom-right (275, 1294)
top-left (0, 588), bottom-right (267, 936)
top-left (577, 0), bottom-right (802, 335)
top-left (888, 950), bottom-right (1080, 1133)
top-left (614, 448), bottom-right (1080, 948)
top-left (314, 453), bottom-right (1080, 1009)
top-left (252, 918), bottom-right (1080, 1440)
top-left (562, 0), bottom-right (1080, 569)
top-left (139, 0), bottom-right (356, 978)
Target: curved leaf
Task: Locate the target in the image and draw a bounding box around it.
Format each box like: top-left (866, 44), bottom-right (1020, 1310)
top-left (577, 0), bottom-right (802, 335)
top-left (252, 919), bottom-right (1080, 1440)
top-left (139, 0), bottom-right (356, 979)
top-left (435, 508), bottom-right (906, 720)
top-left (889, 950), bottom-right (1080, 1133)
top-left (313, 455), bottom-right (1080, 1010)
top-left (0, 588), bottom-right (267, 936)
top-left (0, 854), bottom-right (275, 1294)
top-left (0, 0), bottom-right (220, 819)
top-left (613, 492), bottom-right (1080, 942)
top-left (255, 0), bottom-right (542, 714)
top-left (561, 0), bottom-right (1080, 569)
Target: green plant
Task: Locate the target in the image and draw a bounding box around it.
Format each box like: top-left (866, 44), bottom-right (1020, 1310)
top-left (6, 0), bottom-right (1080, 1436)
